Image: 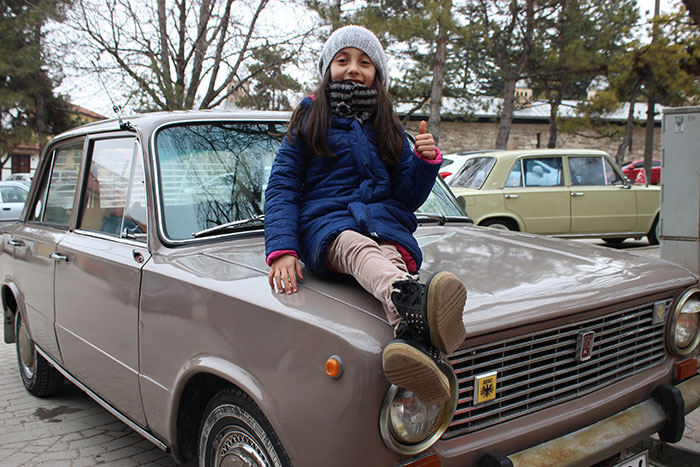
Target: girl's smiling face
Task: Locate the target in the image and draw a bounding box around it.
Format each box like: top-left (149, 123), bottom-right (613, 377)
top-left (330, 47), bottom-right (376, 87)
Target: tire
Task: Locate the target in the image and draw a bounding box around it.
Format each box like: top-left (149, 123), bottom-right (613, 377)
top-left (198, 388), bottom-right (291, 467)
top-left (481, 219), bottom-right (516, 231)
top-left (602, 238), bottom-right (626, 245)
top-left (15, 312), bottom-right (64, 397)
top-left (648, 216), bottom-right (660, 245)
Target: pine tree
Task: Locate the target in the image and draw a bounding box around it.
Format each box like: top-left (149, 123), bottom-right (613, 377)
top-left (0, 0), bottom-right (74, 172)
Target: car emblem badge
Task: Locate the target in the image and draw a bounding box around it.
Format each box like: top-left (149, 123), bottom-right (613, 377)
top-left (576, 331), bottom-right (595, 362)
top-left (474, 371), bottom-right (497, 405)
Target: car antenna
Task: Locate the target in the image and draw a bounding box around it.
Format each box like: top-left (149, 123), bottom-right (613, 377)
top-left (92, 60), bottom-right (135, 132)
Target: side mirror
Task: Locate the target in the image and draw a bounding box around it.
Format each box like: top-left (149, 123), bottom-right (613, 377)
top-left (457, 196), bottom-right (466, 210)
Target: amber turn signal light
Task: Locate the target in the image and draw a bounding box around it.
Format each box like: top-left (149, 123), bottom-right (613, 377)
top-left (675, 358), bottom-right (698, 381)
top-left (325, 355), bottom-right (343, 379)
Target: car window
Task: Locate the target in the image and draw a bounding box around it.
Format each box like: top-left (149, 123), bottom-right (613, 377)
top-left (0, 185), bottom-right (28, 203)
top-left (603, 158), bottom-right (625, 185)
top-left (28, 141), bottom-right (84, 226)
top-left (506, 160), bottom-right (523, 187)
top-left (417, 178), bottom-right (465, 216)
top-left (78, 138), bottom-right (147, 241)
top-left (569, 156), bottom-right (607, 186)
top-left (450, 157), bottom-right (496, 189)
top-left (155, 122), bottom-right (285, 241)
top-left (523, 157), bottom-right (563, 187)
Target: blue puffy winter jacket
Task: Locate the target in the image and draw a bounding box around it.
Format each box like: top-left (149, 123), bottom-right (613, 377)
top-left (264, 97), bottom-right (440, 276)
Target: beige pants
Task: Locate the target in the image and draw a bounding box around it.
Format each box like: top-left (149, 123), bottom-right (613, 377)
top-left (326, 230), bottom-right (409, 326)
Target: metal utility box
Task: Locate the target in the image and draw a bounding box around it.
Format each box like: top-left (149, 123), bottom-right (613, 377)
top-left (660, 106), bottom-right (700, 272)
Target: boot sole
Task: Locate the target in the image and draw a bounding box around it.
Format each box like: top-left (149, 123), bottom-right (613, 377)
top-left (426, 271), bottom-right (467, 354)
top-left (382, 342), bottom-right (450, 404)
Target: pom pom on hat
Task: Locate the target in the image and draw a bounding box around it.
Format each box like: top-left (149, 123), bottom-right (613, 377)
top-left (318, 25), bottom-right (389, 88)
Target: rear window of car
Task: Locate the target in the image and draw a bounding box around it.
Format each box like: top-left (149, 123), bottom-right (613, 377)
top-left (449, 157), bottom-right (496, 189)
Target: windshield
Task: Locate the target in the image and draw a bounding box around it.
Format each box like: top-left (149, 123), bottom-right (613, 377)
top-left (449, 157), bottom-right (496, 189)
top-left (155, 122), bottom-right (467, 241)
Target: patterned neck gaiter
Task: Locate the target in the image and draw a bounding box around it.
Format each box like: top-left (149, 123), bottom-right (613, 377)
top-left (328, 80), bottom-right (378, 123)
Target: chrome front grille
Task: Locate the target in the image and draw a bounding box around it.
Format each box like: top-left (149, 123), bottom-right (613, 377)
top-left (443, 299), bottom-right (671, 438)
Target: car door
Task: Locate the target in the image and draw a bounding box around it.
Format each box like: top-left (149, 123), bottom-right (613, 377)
top-left (6, 140), bottom-right (85, 361)
top-left (503, 156), bottom-right (570, 234)
top-left (0, 183), bottom-right (29, 220)
top-left (568, 155), bottom-right (636, 234)
top-left (53, 135), bottom-right (150, 425)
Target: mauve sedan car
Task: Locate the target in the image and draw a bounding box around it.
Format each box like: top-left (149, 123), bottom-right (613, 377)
top-left (2, 111), bottom-right (700, 467)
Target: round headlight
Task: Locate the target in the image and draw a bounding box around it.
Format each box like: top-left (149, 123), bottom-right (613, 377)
top-left (389, 389), bottom-right (444, 444)
top-left (379, 366), bottom-right (458, 455)
top-left (670, 288), bottom-right (700, 356)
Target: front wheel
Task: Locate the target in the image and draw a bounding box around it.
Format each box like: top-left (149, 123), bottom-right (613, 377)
top-left (15, 312), bottom-right (64, 397)
top-left (480, 218), bottom-right (517, 231)
top-left (199, 388), bottom-right (291, 467)
top-left (648, 217), bottom-right (660, 245)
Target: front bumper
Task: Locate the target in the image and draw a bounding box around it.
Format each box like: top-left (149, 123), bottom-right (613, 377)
top-left (507, 375), bottom-right (700, 467)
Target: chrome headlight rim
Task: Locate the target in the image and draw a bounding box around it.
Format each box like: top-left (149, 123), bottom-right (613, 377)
top-left (379, 364), bottom-right (458, 456)
top-left (669, 287), bottom-right (700, 356)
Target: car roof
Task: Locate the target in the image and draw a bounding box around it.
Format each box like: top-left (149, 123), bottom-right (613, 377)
top-left (51, 109), bottom-right (292, 143)
top-left (0, 180), bottom-right (30, 188)
top-left (458, 148), bottom-right (610, 160)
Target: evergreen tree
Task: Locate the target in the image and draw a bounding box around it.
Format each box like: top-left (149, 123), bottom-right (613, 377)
top-left (0, 0), bottom-right (74, 172)
top-left (528, 0), bottom-right (638, 148)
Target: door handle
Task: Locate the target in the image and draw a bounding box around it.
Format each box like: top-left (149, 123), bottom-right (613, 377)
top-left (7, 239), bottom-right (24, 246)
top-left (49, 252), bottom-right (68, 262)
top-left (505, 194), bottom-right (519, 199)
top-left (2, 207), bottom-right (10, 211)
top-left (571, 192), bottom-right (585, 197)
top-left (132, 249), bottom-right (145, 264)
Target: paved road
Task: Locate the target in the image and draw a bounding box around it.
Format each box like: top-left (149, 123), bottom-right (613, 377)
top-left (1, 240), bottom-right (699, 466)
top-left (0, 340), bottom-right (184, 466)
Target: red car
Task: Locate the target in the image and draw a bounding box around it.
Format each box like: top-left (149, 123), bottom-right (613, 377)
top-left (622, 158), bottom-right (661, 184)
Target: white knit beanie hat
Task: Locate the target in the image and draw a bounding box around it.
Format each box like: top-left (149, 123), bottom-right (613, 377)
top-left (318, 25), bottom-right (389, 88)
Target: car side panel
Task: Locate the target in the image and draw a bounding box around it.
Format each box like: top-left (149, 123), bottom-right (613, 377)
top-left (570, 185), bottom-right (637, 233)
top-left (137, 252), bottom-right (399, 466)
top-left (503, 187), bottom-right (571, 234)
top-left (632, 186), bottom-right (661, 232)
top-left (53, 232), bottom-right (148, 425)
top-left (7, 223), bottom-right (66, 359)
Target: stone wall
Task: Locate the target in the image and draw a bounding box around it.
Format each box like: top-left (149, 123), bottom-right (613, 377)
top-left (404, 120), bottom-right (662, 165)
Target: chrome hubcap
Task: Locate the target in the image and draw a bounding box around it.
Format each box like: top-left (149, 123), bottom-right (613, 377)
top-left (17, 317), bottom-right (36, 379)
top-left (215, 429), bottom-right (269, 467)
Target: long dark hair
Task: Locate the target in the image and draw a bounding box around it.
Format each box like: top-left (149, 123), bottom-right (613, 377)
top-left (288, 70), bottom-right (405, 165)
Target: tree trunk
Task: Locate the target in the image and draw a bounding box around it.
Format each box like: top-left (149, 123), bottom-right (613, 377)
top-left (615, 86), bottom-right (639, 165)
top-left (496, 77), bottom-right (517, 149)
top-left (547, 91), bottom-right (563, 148)
top-left (494, 0), bottom-right (534, 149)
top-left (429, 30), bottom-right (448, 144)
top-left (643, 99), bottom-right (656, 185)
top-left (428, 0), bottom-right (452, 145)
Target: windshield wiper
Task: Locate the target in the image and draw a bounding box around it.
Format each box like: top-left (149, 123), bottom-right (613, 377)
top-left (416, 213), bottom-right (473, 225)
top-left (192, 214), bottom-right (265, 239)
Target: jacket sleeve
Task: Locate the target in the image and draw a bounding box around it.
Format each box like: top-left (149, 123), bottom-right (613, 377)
top-left (264, 132), bottom-right (307, 258)
top-left (389, 133), bottom-right (441, 211)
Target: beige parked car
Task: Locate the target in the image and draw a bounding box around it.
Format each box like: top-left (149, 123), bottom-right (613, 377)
top-left (449, 149), bottom-right (661, 245)
top-left (1, 112), bottom-right (699, 467)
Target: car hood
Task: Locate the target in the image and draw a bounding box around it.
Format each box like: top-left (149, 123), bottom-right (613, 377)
top-left (197, 225), bottom-right (697, 338)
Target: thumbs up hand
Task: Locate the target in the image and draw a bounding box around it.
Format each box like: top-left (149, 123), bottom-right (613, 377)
top-left (415, 120), bottom-right (436, 160)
